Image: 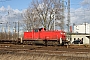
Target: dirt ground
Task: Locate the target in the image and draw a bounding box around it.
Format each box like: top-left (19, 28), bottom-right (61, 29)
top-left (0, 51), bottom-right (90, 60)
top-left (0, 44), bottom-right (90, 60)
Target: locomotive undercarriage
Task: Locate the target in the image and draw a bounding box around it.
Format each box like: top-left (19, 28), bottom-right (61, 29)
top-left (21, 39), bottom-right (65, 46)
top-left (0, 39), bottom-right (69, 46)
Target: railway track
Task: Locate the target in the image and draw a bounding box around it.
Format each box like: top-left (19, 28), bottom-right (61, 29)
top-left (0, 43), bottom-right (90, 60)
top-left (0, 43), bottom-right (90, 52)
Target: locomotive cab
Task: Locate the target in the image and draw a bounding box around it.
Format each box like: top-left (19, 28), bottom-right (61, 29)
top-left (33, 28), bottom-right (46, 32)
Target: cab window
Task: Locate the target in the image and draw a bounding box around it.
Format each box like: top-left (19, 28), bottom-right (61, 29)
top-left (34, 29), bottom-right (38, 32)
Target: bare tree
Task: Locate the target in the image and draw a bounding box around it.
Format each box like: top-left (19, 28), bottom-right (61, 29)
top-left (23, 0), bottom-right (65, 31)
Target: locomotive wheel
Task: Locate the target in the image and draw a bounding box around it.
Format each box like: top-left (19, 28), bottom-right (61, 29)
top-left (44, 40), bottom-right (48, 46)
top-left (45, 40), bottom-right (48, 46)
top-left (53, 41), bottom-right (58, 46)
top-left (44, 40), bottom-right (58, 46)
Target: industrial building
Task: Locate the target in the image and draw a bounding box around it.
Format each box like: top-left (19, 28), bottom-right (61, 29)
top-left (67, 23), bottom-right (90, 44)
top-left (67, 33), bottom-right (90, 45)
top-left (74, 23), bottom-right (90, 34)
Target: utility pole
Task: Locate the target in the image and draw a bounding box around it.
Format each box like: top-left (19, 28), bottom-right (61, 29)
top-left (84, 9), bottom-right (86, 34)
top-left (15, 22), bottom-right (17, 40)
top-left (67, 0), bottom-right (70, 32)
top-left (62, 0), bottom-right (65, 30)
top-left (85, 22), bottom-right (86, 34)
top-left (5, 22), bottom-right (7, 40)
top-left (0, 23), bottom-right (3, 40)
top-left (13, 22), bottom-right (17, 40)
top-left (8, 22), bottom-right (10, 40)
top-left (54, 11), bottom-right (55, 30)
top-left (18, 21), bottom-right (19, 39)
top-left (67, 0), bottom-right (71, 42)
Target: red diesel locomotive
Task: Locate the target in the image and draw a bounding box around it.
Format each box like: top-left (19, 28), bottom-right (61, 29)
top-left (23, 28), bottom-right (68, 45)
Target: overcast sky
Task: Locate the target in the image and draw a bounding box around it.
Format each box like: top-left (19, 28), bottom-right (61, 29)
top-left (0, 0), bottom-right (90, 30)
